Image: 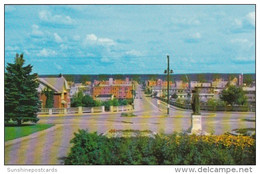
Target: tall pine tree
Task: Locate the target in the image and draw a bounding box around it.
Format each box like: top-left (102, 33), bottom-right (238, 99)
top-left (5, 53), bottom-right (40, 125)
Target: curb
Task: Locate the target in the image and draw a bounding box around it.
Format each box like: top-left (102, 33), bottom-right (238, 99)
top-left (5, 124), bottom-right (62, 147)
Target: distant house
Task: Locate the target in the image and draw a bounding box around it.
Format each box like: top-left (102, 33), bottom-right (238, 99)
top-left (194, 87), bottom-right (214, 102)
top-left (243, 86), bottom-right (256, 104)
top-left (37, 75), bottom-right (69, 108)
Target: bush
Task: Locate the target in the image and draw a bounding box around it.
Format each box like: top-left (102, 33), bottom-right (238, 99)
top-left (121, 112), bottom-right (136, 117)
top-left (65, 130), bottom-right (255, 165)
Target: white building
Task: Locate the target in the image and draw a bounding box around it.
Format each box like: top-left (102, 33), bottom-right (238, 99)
top-left (243, 86), bottom-right (256, 103)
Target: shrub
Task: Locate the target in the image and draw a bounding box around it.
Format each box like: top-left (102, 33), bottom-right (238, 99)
top-left (121, 112), bottom-right (136, 117)
top-left (65, 130), bottom-right (255, 165)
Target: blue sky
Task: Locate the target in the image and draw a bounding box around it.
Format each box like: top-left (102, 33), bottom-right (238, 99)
top-left (5, 5), bottom-right (255, 74)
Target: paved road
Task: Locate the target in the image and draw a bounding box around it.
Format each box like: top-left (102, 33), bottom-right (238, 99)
top-left (5, 84), bottom-right (255, 164)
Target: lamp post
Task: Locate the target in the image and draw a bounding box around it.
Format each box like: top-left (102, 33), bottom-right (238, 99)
top-left (164, 55), bottom-right (173, 115)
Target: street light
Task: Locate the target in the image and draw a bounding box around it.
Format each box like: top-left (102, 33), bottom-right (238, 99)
top-left (164, 55), bottom-right (173, 115)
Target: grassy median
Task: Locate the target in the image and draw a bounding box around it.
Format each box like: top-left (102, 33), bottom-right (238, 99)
top-left (5, 124), bottom-right (54, 142)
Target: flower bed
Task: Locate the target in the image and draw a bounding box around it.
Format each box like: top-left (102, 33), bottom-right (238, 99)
top-left (65, 129), bottom-right (255, 165)
top-left (105, 129), bottom-right (156, 138)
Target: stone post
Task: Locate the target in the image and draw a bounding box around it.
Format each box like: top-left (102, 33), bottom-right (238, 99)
top-left (102, 106), bottom-right (105, 113)
top-left (78, 106), bottom-right (82, 114)
top-left (64, 108), bottom-right (67, 114)
top-left (49, 108), bottom-right (52, 115)
top-left (110, 106), bottom-right (113, 112)
top-left (191, 115), bottom-right (202, 134)
top-left (91, 107), bottom-right (94, 113)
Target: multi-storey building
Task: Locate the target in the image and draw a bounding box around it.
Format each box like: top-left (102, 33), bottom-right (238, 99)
top-left (92, 78), bottom-right (133, 100)
top-left (146, 79), bottom-right (173, 87)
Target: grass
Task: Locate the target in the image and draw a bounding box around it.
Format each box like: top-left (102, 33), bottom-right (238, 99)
top-left (231, 128), bottom-right (255, 136)
top-left (5, 124), bottom-right (54, 142)
top-left (241, 118), bottom-right (256, 122)
top-left (121, 112), bottom-right (136, 117)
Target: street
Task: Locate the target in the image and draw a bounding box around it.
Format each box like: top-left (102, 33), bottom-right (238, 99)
top-left (5, 84), bottom-right (255, 164)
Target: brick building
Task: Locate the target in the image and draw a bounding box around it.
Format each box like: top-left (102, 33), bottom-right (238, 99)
top-left (92, 78), bottom-right (133, 99)
top-left (37, 75), bottom-right (70, 108)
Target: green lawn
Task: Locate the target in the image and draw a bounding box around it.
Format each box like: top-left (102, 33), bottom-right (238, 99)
top-left (5, 124), bottom-right (54, 142)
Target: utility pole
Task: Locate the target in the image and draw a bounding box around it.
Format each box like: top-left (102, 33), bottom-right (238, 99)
top-left (164, 55), bottom-right (173, 115)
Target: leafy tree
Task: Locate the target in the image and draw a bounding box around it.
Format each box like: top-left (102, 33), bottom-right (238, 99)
top-left (112, 99), bottom-right (119, 106)
top-left (228, 74), bottom-right (236, 82)
top-left (71, 91), bottom-right (84, 107)
top-left (42, 87), bottom-right (54, 108)
top-left (172, 93), bottom-right (178, 99)
top-left (103, 100), bottom-right (112, 111)
top-left (97, 74), bottom-right (108, 81)
top-left (114, 74), bottom-right (124, 80)
top-left (220, 86), bottom-right (247, 106)
top-left (145, 87), bottom-right (152, 94)
top-left (207, 98), bottom-right (217, 110)
top-left (212, 74), bottom-right (221, 81)
top-left (81, 75), bottom-right (91, 84)
top-left (197, 74), bottom-right (206, 83)
top-left (119, 99), bottom-right (128, 106)
top-left (71, 92), bottom-right (101, 107)
top-left (5, 53), bottom-right (40, 125)
top-left (181, 74), bottom-right (189, 83)
top-left (132, 75), bottom-right (141, 84)
top-left (64, 75), bottom-right (75, 82)
top-left (149, 74), bottom-right (157, 81)
top-left (243, 74), bottom-right (253, 86)
top-left (82, 95), bottom-right (96, 107)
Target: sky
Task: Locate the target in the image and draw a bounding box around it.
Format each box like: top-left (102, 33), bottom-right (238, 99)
top-left (4, 5), bottom-right (255, 74)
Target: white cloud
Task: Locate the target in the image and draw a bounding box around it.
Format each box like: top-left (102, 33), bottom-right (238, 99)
top-left (5, 46), bottom-right (19, 51)
top-left (230, 38), bottom-right (248, 44)
top-left (246, 11), bottom-right (255, 26)
top-left (190, 32), bottom-right (201, 39)
top-left (31, 24), bottom-right (43, 36)
top-left (60, 44), bottom-right (68, 50)
top-left (39, 10), bottom-right (75, 25)
top-left (54, 63), bottom-right (63, 70)
top-left (86, 34), bottom-right (98, 42)
top-left (37, 48), bottom-right (57, 57)
top-left (126, 49), bottom-right (142, 56)
top-left (233, 11), bottom-right (255, 28)
top-left (73, 35), bottom-right (80, 41)
top-left (54, 33), bottom-right (63, 43)
top-left (84, 34), bottom-right (115, 46)
top-left (234, 19), bottom-right (242, 27)
top-left (230, 38), bottom-right (254, 48)
top-left (98, 38), bottom-right (115, 46)
top-left (171, 17), bottom-right (200, 25)
top-left (24, 50), bottom-right (30, 56)
top-left (234, 57), bottom-right (254, 62)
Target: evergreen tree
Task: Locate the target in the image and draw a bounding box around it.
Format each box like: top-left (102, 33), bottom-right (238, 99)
top-left (5, 54), bottom-right (40, 125)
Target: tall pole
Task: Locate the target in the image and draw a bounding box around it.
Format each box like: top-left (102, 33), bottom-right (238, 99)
top-left (167, 55), bottom-right (170, 115)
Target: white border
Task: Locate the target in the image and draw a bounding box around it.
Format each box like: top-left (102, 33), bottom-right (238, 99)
top-left (0, 1), bottom-right (258, 174)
